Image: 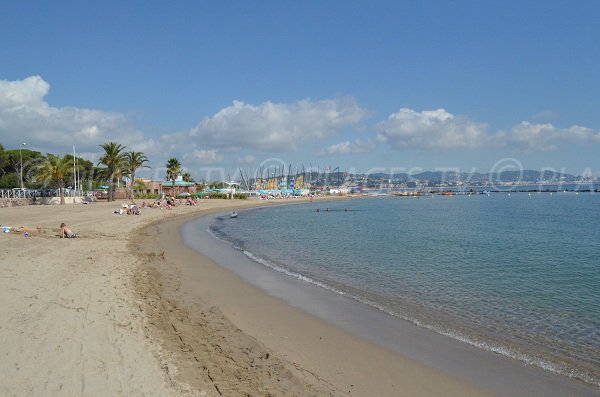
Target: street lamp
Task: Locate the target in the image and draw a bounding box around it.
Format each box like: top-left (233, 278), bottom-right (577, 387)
top-left (19, 142), bottom-right (26, 190)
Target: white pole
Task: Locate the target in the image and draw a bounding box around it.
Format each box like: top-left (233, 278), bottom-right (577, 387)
top-left (76, 156), bottom-right (80, 195)
top-left (76, 155), bottom-right (80, 195)
top-left (20, 142), bottom-right (26, 190)
top-left (73, 145), bottom-right (77, 193)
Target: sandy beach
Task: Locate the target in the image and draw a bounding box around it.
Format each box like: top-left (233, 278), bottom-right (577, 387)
top-left (0, 198), bottom-right (485, 396)
top-left (1, 198), bottom-right (595, 396)
top-left (0, 199), bottom-right (259, 396)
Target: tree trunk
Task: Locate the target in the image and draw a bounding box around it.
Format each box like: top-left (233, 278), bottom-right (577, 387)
top-left (130, 171), bottom-right (136, 200)
top-left (108, 173), bottom-right (115, 202)
top-left (59, 181), bottom-right (65, 205)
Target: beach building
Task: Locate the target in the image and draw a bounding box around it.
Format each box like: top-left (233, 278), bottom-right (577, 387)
top-left (328, 187), bottom-right (349, 195)
top-left (114, 177), bottom-right (200, 199)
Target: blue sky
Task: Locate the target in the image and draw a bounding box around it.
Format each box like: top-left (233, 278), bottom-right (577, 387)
top-left (1, 1), bottom-right (599, 180)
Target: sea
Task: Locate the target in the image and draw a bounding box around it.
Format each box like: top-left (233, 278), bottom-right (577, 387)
top-left (196, 193), bottom-right (600, 387)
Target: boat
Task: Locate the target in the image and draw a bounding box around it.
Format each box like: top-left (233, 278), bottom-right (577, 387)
top-left (230, 212), bottom-right (238, 218)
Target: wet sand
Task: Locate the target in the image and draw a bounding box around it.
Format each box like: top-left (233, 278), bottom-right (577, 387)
top-left (134, 205), bottom-right (492, 396)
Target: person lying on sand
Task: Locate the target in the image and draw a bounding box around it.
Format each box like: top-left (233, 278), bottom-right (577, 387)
top-left (127, 203), bottom-right (140, 215)
top-left (60, 223), bottom-right (78, 238)
top-left (14, 226), bottom-right (43, 236)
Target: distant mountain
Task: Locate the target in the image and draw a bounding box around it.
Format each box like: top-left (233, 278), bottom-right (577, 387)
top-left (348, 170), bottom-right (581, 183)
top-left (367, 172), bottom-right (410, 180)
top-left (488, 170), bottom-right (578, 182)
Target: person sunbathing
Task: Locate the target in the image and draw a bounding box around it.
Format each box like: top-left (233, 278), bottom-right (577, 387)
top-left (13, 226), bottom-right (43, 236)
top-left (60, 223), bottom-right (78, 238)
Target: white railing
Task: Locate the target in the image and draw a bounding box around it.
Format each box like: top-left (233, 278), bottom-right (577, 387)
top-left (0, 189), bottom-right (87, 199)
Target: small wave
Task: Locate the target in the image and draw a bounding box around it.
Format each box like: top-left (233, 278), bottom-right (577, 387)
top-left (242, 250), bottom-right (348, 296)
top-left (204, 223), bottom-right (599, 387)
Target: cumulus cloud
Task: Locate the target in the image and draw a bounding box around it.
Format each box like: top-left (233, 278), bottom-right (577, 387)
top-left (0, 76), bottom-right (144, 155)
top-left (375, 107), bottom-right (600, 153)
top-left (189, 98), bottom-right (368, 152)
top-left (496, 121), bottom-right (600, 151)
top-left (188, 149), bottom-right (223, 165)
top-left (376, 108), bottom-right (489, 150)
top-left (318, 139), bottom-right (375, 156)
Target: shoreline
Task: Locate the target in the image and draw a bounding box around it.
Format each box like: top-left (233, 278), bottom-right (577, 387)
top-left (199, 200), bottom-right (599, 391)
top-left (133, 202), bottom-right (493, 396)
top-left (2, 198), bottom-right (596, 396)
top-left (176, 207), bottom-right (598, 396)
top-left (0, 198), bottom-right (320, 396)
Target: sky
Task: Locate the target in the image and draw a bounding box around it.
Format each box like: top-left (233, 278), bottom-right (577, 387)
top-left (1, 0), bottom-right (599, 181)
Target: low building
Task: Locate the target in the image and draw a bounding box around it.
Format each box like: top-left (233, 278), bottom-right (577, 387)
top-left (114, 177), bottom-right (200, 199)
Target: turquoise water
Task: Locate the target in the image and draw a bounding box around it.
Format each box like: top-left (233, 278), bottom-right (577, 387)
top-left (208, 194), bottom-right (600, 385)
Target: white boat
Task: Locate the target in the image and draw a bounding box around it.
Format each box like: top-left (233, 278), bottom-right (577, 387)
top-left (230, 212), bottom-right (238, 218)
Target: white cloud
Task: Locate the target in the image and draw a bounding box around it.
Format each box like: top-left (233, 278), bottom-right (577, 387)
top-left (189, 98), bottom-right (368, 152)
top-left (0, 75), bottom-right (49, 110)
top-left (497, 121), bottom-right (600, 151)
top-left (188, 149), bottom-right (223, 165)
top-left (0, 76), bottom-right (144, 154)
top-left (318, 139), bottom-right (375, 156)
top-left (376, 108), bottom-right (489, 150)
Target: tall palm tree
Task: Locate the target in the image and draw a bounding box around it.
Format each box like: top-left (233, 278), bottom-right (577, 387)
top-left (98, 142), bottom-right (127, 202)
top-left (166, 157), bottom-right (181, 196)
top-left (125, 151), bottom-right (150, 199)
top-left (37, 154), bottom-right (71, 205)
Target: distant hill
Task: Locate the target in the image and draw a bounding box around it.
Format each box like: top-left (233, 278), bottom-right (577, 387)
top-left (350, 170), bottom-right (580, 183)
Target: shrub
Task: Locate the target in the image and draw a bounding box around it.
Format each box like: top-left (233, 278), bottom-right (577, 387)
top-left (206, 192), bottom-right (229, 199)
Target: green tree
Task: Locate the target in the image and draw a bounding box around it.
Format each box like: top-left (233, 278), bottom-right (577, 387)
top-left (64, 154), bottom-right (95, 192)
top-left (182, 171), bottom-right (194, 182)
top-left (166, 157), bottom-right (181, 195)
top-left (98, 142), bottom-right (127, 202)
top-left (3, 148), bottom-right (45, 188)
top-left (78, 158), bottom-right (95, 191)
top-left (133, 179), bottom-right (148, 197)
top-left (125, 151), bottom-right (150, 199)
top-left (0, 144), bottom-right (7, 179)
top-left (37, 154), bottom-right (71, 205)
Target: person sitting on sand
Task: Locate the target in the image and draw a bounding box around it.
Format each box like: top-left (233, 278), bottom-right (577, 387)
top-left (60, 223), bottom-right (78, 238)
top-left (128, 203), bottom-right (140, 215)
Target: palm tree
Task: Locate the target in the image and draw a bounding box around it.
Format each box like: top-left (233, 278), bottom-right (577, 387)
top-left (182, 171), bottom-right (194, 182)
top-left (125, 151), bottom-right (150, 199)
top-left (98, 142), bottom-right (127, 202)
top-left (133, 179), bottom-right (148, 196)
top-left (166, 157), bottom-right (181, 196)
top-left (37, 154), bottom-right (71, 205)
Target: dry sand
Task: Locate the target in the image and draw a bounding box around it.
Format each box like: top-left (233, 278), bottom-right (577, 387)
top-left (0, 198), bottom-right (488, 396)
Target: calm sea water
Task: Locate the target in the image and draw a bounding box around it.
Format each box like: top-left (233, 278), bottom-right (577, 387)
top-left (208, 193), bottom-right (600, 386)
